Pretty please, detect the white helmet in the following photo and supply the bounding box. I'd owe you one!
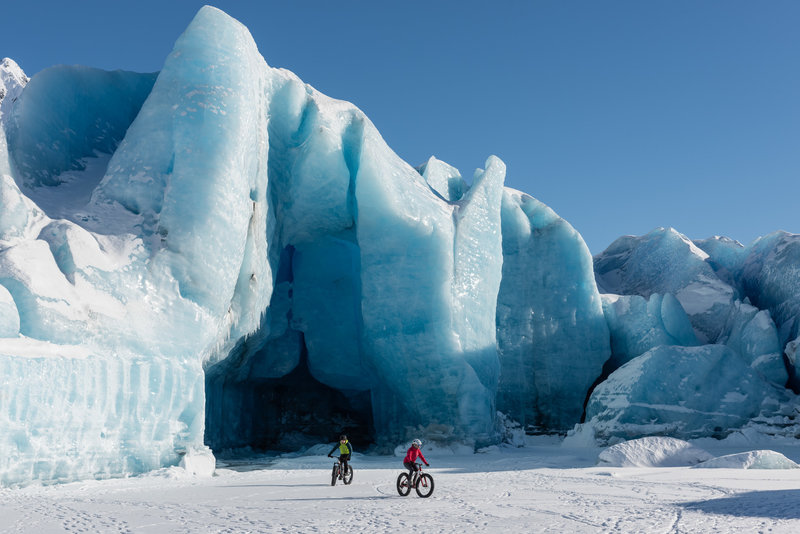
[412,439,422,447]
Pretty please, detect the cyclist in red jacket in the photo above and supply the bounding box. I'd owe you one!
[403,439,429,483]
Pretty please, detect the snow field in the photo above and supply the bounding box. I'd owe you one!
[1,439,799,533]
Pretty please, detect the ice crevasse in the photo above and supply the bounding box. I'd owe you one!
[1,6,798,486]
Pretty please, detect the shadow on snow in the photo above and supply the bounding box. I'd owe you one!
[681,489,800,520]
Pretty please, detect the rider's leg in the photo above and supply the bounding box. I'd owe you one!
[404,461,415,482]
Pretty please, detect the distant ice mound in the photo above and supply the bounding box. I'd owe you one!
[597,437,713,467]
[694,450,800,470]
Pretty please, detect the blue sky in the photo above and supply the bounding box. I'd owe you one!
[3,0,798,253]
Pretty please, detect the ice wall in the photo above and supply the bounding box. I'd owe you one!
[205,50,506,448]
[0,7,277,485]
[357,149,505,445]
[1,5,799,486]
[496,189,610,430]
[90,8,274,352]
[0,347,204,486]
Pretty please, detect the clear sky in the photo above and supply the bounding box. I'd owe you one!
[2,0,799,253]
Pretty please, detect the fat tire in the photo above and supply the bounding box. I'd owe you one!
[396,472,411,496]
[343,464,354,485]
[415,473,434,498]
[331,464,338,486]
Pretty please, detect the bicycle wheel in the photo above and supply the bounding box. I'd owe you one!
[331,464,339,486]
[342,464,353,485]
[415,473,434,498]
[396,472,411,496]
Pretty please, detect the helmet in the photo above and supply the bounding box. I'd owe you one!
[412,439,422,447]
[340,434,347,441]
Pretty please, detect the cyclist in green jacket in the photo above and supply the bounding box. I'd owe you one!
[327,434,353,475]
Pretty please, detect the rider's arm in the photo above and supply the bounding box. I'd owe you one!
[346,442,353,455]
[328,444,337,457]
[419,450,429,466]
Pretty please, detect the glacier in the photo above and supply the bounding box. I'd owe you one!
[600,292,699,373]
[0,6,799,486]
[583,344,783,441]
[595,227,737,343]
[496,190,609,431]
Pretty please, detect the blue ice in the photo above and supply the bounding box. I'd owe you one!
[1,5,798,488]
[496,189,610,430]
[584,344,780,442]
[595,227,736,343]
[601,292,699,371]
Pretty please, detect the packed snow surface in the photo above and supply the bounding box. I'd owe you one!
[1,438,800,533]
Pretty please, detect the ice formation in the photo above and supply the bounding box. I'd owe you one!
[716,300,787,385]
[496,190,609,431]
[583,344,783,442]
[740,233,800,385]
[1,7,799,486]
[693,235,748,292]
[601,292,698,372]
[0,284,19,336]
[597,437,713,467]
[595,227,737,343]
[694,450,800,469]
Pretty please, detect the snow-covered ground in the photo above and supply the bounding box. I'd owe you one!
[1,436,799,533]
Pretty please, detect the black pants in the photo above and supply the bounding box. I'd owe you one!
[339,453,351,474]
[404,461,419,480]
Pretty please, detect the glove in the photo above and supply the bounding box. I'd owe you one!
[328,454,333,458]
[425,463,430,467]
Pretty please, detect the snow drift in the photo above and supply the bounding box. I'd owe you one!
[597,437,713,468]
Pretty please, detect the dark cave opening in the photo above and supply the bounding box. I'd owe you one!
[204,333,375,455]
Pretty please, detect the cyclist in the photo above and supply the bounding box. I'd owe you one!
[403,439,429,484]
[327,434,353,477]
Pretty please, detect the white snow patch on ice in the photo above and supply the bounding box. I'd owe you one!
[722,392,747,404]
[675,277,733,315]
